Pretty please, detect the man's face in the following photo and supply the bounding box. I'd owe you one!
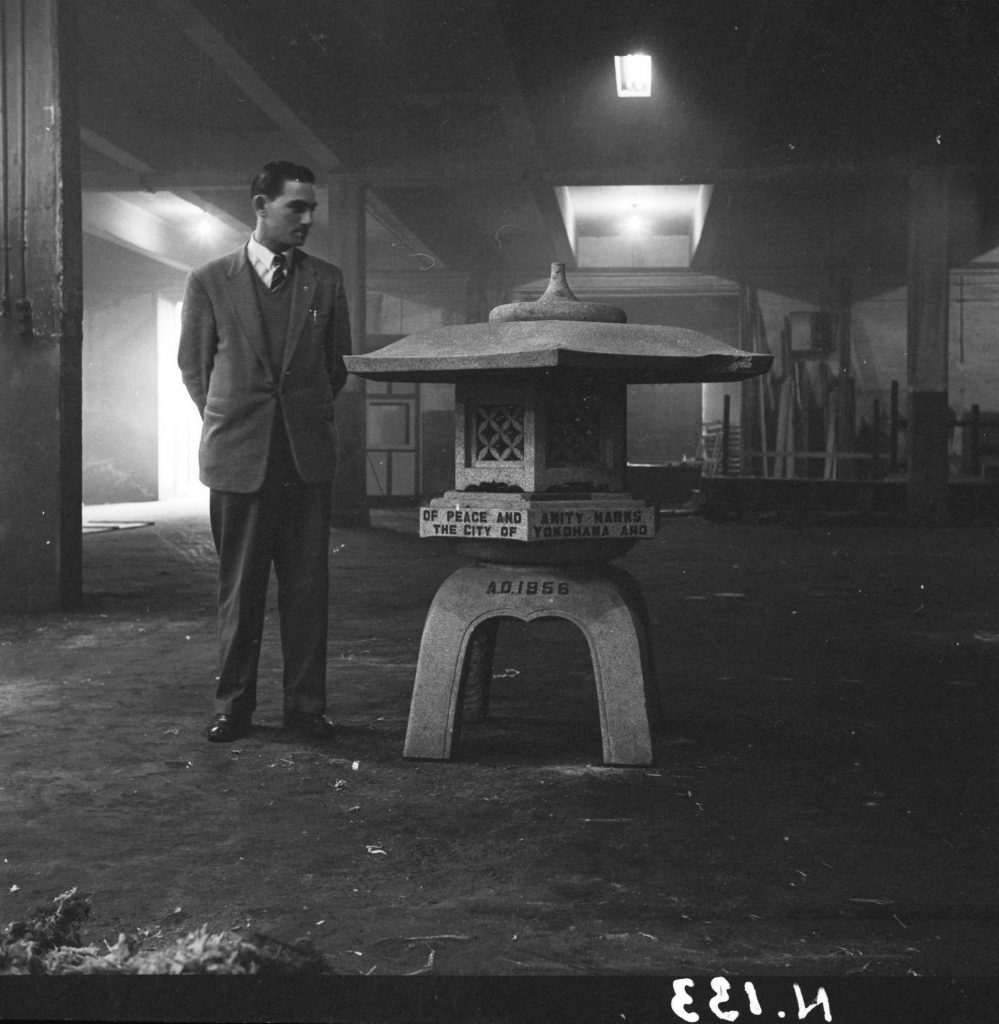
[253,179,317,251]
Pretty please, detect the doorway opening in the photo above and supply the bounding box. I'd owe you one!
[156,294,205,501]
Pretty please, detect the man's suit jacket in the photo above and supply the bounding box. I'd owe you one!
[178,245,351,492]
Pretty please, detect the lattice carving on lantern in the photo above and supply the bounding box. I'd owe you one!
[547,391,601,465]
[474,404,525,463]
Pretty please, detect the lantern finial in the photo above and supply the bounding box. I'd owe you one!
[489,263,627,325]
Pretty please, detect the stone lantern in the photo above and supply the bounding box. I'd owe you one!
[345,264,771,766]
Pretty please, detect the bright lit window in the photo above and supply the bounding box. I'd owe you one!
[615,54,651,97]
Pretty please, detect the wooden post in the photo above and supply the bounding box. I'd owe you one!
[970,404,981,478]
[326,174,369,527]
[889,379,900,474]
[721,393,731,476]
[906,168,951,521]
[738,283,760,477]
[834,278,855,479]
[0,0,82,611]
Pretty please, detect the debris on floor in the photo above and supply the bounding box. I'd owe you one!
[1,889,326,975]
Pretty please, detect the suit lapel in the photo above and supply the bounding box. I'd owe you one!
[224,247,271,375]
[282,255,317,373]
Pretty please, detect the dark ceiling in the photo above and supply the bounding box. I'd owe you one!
[76,0,999,284]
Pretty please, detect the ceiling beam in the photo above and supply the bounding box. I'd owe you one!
[155,0,342,172]
[388,92,504,111]
[366,189,448,271]
[478,1,573,265]
[154,0,443,268]
[170,190,254,239]
[80,126,157,178]
[77,131,442,271]
[336,159,920,189]
[81,192,228,272]
[80,127,255,242]
[478,2,546,176]
[531,185,576,267]
[118,157,938,200]
[717,0,814,157]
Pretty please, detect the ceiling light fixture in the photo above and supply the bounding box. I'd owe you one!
[615,53,651,98]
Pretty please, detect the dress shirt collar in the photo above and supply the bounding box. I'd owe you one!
[247,236,295,285]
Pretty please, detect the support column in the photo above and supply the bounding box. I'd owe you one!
[326,174,369,527]
[738,283,758,477]
[833,276,856,479]
[906,167,951,521]
[0,0,82,611]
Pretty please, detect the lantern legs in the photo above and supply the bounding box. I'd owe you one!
[403,562,658,766]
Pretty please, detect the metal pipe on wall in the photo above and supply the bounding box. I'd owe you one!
[17,0,27,306]
[0,0,33,335]
[0,1,10,315]
[14,0,31,334]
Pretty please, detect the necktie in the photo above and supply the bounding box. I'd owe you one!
[270,253,287,290]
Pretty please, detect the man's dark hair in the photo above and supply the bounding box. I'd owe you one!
[251,161,316,200]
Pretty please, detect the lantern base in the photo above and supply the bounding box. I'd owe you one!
[403,561,660,766]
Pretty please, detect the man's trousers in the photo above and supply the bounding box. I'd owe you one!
[209,442,332,720]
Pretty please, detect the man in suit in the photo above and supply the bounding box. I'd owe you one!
[179,160,351,743]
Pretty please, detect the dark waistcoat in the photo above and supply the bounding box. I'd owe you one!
[251,265,294,374]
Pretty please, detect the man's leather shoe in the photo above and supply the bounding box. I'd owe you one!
[283,710,336,739]
[206,713,252,743]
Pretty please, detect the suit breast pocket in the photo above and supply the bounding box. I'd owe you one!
[309,307,331,333]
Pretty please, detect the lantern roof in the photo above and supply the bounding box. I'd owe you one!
[344,264,773,384]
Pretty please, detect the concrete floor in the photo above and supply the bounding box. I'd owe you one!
[1,495,998,1018]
